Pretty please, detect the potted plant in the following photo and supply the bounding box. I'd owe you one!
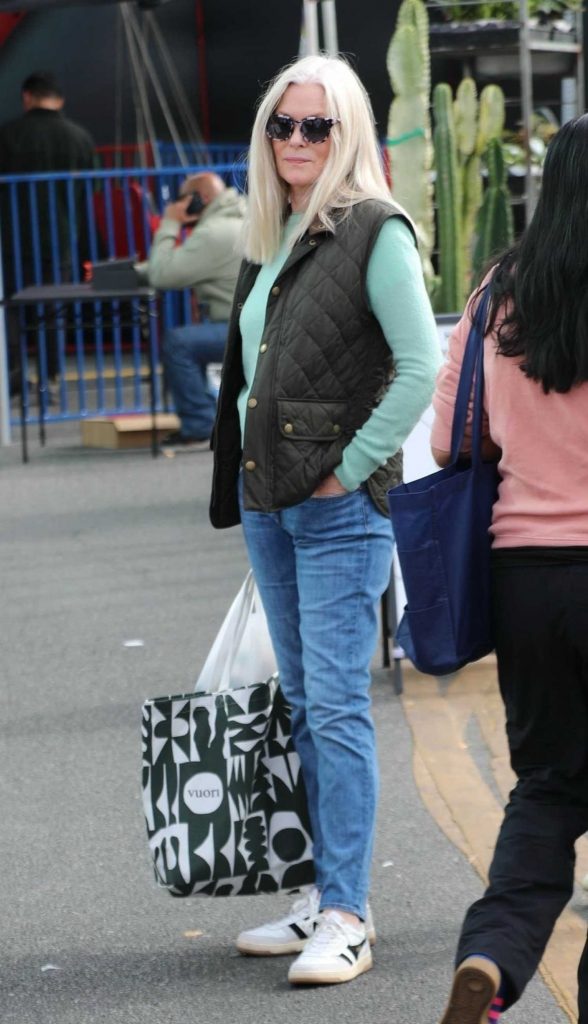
[429,0,582,69]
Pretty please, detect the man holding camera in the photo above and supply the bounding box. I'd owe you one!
[147,172,246,451]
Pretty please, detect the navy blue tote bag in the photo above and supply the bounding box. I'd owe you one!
[387,286,499,676]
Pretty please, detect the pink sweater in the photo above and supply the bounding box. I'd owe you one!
[431,298,588,548]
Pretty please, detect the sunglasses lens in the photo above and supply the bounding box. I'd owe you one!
[266,115,293,141]
[301,118,333,143]
[266,115,337,143]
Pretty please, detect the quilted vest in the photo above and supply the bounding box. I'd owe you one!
[210,198,415,529]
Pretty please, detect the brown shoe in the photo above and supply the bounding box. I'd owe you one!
[440,956,501,1024]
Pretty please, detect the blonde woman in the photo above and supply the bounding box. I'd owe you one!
[210,54,441,986]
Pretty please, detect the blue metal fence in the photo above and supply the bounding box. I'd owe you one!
[158,141,248,174]
[0,160,247,430]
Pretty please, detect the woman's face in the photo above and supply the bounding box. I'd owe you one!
[270,82,333,209]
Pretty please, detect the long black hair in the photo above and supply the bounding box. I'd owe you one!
[485,113,588,394]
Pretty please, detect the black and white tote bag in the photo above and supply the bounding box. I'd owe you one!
[141,573,315,896]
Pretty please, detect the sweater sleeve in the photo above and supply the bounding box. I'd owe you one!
[430,291,492,455]
[430,305,472,455]
[333,217,443,492]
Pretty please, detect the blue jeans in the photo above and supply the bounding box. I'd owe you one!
[161,322,227,439]
[239,481,394,918]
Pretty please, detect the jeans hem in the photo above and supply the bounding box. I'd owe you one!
[320,900,366,920]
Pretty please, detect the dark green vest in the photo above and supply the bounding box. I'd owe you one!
[210,199,415,529]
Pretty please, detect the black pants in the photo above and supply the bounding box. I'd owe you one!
[456,558,588,1017]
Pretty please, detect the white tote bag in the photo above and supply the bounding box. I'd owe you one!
[194,570,277,693]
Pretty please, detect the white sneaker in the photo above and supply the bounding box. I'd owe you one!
[236,888,376,956]
[288,910,373,985]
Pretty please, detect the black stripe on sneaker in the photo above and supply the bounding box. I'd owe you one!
[339,941,365,963]
[290,924,309,940]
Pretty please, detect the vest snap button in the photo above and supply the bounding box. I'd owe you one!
[237,302,244,309]
[247,397,258,409]
[259,343,268,353]
[309,239,317,246]
[332,424,341,434]
[244,460,256,471]
[284,423,294,434]
[271,285,280,296]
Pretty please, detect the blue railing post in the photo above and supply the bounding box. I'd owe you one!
[0,215,11,447]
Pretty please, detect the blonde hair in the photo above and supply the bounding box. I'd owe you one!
[244,54,394,264]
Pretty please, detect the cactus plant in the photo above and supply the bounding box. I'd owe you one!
[476,84,506,156]
[433,82,464,313]
[455,80,506,295]
[387,0,510,311]
[455,78,481,294]
[455,77,478,160]
[433,79,507,311]
[386,0,435,290]
[473,137,514,277]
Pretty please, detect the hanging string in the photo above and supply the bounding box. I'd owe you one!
[126,6,189,168]
[145,12,209,159]
[121,4,161,168]
[114,12,123,169]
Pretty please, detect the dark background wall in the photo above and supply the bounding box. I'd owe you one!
[201,0,402,141]
[0,0,402,146]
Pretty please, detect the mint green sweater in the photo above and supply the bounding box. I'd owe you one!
[238,214,442,493]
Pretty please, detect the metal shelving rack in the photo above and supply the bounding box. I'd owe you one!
[428,0,585,223]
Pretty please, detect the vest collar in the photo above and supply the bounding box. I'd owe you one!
[240,224,330,298]
[274,229,328,284]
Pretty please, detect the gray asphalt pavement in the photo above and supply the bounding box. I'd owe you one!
[0,427,571,1023]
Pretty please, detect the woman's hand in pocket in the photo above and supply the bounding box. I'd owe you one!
[312,473,349,498]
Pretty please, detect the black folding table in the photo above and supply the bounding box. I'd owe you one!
[5,283,159,463]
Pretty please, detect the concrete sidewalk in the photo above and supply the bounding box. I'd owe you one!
[0,432,572,1024]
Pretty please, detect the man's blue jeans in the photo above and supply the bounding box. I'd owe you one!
[239,481,394,918]
[161,322,227,439]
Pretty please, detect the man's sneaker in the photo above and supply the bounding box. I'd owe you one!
[439,956,501,1024]
[160,430,210,455]
[236,888,376,956]
[287,911,373,985]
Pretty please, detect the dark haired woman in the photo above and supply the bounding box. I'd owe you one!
[431,113,588,1023]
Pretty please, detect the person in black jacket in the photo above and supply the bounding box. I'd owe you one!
[0,71,95,390]
[0,71,95,180]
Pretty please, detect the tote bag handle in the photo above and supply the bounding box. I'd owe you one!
[450,285,492,467]
[194,571,277,694]
[194,572,256,694]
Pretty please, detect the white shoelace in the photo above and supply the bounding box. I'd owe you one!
[307,913,357,950]
[288,886,320,918]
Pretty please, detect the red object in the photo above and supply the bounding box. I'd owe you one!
[0,13,25,47]
[95,142,155,170]
[382,144,392,190]
[93,182,152,261]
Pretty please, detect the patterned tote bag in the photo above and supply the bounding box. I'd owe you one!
[141,574,315,896]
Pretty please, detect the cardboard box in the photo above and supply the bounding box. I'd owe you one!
[81,413,180,450]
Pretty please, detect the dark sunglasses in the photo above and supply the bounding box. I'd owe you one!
[265,113,340,145]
